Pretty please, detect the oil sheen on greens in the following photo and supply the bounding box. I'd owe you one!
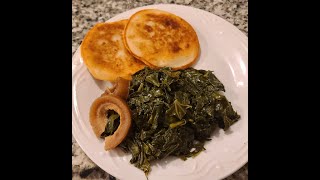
[109,67,240,174]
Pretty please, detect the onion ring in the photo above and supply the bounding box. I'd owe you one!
[101,77,130,100]
[89,94,132,150]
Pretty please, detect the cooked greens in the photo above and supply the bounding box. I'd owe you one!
[104,67,240,174]
[100,110,120,138]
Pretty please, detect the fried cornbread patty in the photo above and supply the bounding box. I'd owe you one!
[81,20,145,81]
[124,9,200,70]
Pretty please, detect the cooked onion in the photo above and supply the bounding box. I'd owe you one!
[89,94,132,150]
[101,77,130,100]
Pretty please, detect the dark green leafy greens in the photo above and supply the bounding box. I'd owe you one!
[100,110,120,138]
[103,67,240,175]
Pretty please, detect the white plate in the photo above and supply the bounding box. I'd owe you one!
[72,4,247,180]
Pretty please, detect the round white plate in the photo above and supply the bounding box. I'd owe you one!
[72,4,247,180]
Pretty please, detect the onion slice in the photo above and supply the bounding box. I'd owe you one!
[101,77,130,100]
[89,94,132,150]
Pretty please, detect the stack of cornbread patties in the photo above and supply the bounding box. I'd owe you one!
[81,9,200,81]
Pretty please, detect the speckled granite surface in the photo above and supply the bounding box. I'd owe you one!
[72,0,248,179]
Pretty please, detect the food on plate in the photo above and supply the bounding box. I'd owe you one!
[89,94,132,150]
[81,19,145,81]
[101,77,130,100]
[109,67,239,174]
[123,9,200,70]
[83,9,240,176]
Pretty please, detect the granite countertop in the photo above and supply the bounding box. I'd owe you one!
[72,0,248,179]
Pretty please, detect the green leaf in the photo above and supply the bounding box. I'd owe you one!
[169,120,186,128]
[100,110,120,138]
[146,73,160,87]
[166,99,192,120]
[161,69,181,78]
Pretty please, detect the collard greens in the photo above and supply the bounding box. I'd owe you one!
[106,67,240,174]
